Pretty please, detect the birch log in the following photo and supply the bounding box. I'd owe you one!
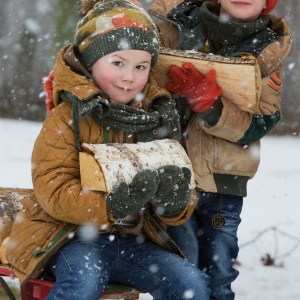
[0,188,32,262]
[152,47,262,113]
[0,188,31,220]
[79,139,195,193]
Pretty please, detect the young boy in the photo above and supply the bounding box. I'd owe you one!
[149,0,292,299]
[5,0,211,299]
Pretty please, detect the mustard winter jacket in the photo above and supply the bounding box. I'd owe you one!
[149,0,292,196]
[6,44,197,285]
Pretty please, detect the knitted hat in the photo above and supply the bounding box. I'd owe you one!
[212,0,278,16]
[75,0,159,69]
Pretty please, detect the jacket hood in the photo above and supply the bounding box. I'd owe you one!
[257,15,292,75]
[52,44,99,107]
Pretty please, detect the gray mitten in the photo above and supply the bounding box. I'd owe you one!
[150,165,192,216]
[78,93,111,120]
[107,170,159,219]
[137,98,181,142]
[152,99,181,140]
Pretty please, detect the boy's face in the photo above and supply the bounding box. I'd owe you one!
[219,0,267,22]
[91,50,151,105]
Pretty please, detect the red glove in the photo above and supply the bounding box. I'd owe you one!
[44,70,55,112]
[166,62,222,113]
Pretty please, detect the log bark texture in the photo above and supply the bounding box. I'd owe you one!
[0,188,33,248]
[153,47,262,113]
[0,188,32,221]
[80,139,195,193]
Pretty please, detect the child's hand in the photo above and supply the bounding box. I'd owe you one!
[107,170,159,219]
[150,165,192,216]
[166,63,222,113]
[166,62,205,97]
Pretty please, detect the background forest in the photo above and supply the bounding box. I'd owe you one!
[0,0,299,134]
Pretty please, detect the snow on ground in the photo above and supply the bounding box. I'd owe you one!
[1,118,300,299]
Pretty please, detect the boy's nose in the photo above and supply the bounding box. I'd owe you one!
[122,69,134,81]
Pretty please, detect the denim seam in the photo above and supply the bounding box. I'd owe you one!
[115,258,183,299]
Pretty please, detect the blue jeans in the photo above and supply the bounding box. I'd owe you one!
[167,192,243,300]
[46,232,210,300]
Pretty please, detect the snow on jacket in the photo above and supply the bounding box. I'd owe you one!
[6,44,197,285]
[149,0,292,196]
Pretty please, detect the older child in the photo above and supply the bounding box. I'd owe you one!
[149,0,292,299]
[6,0,211,299]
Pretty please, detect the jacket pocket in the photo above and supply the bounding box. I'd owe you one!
[213,138,260,176]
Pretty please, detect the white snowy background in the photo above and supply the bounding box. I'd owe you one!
[1,118,300,299]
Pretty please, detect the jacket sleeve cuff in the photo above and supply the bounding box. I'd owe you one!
[197,98,223,126]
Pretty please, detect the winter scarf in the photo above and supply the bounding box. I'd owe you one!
[61,91,181,148]
[201,2,270,56]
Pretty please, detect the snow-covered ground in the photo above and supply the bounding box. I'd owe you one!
[1,118,300,299]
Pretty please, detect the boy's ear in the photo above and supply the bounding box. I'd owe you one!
[79,0,98,17]
[264,1,267,9]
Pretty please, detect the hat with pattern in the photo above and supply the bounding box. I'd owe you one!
[75,0,159,69]
[212,0,278,16]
